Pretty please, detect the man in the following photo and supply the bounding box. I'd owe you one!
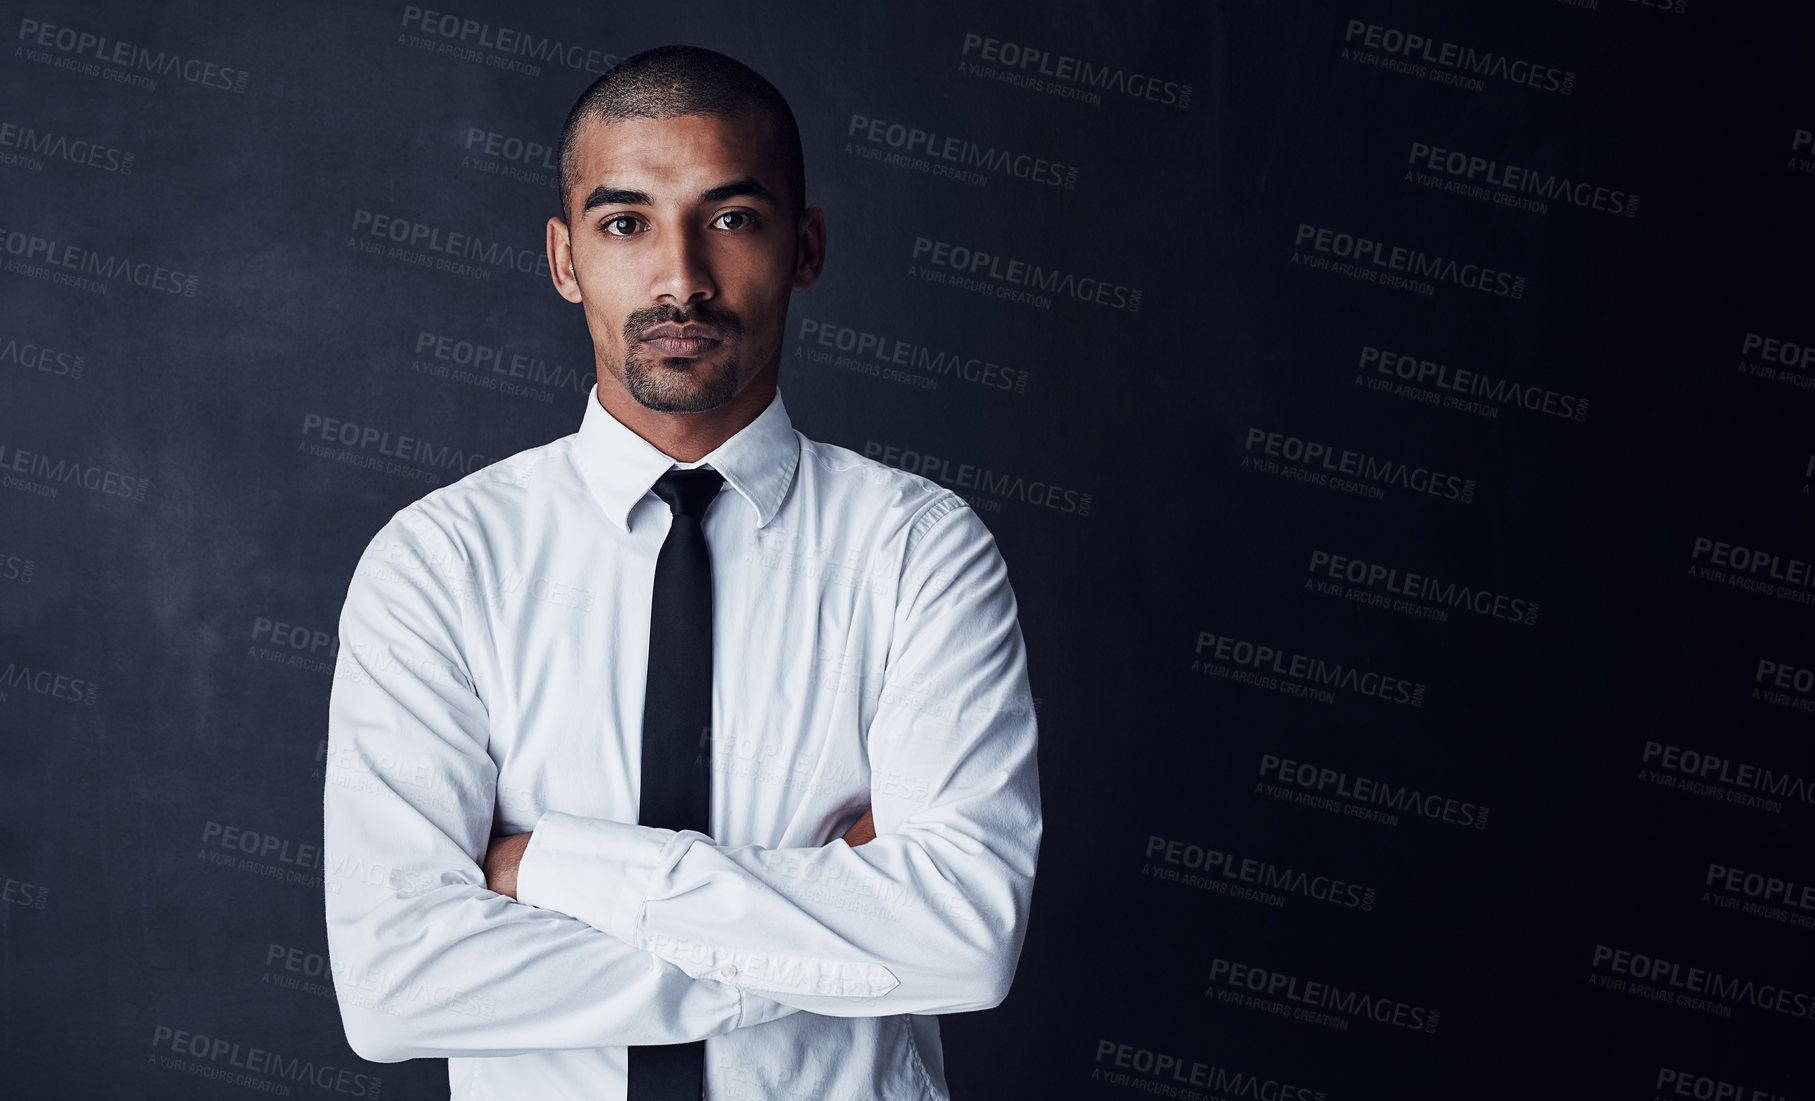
[322,44,1041,1101]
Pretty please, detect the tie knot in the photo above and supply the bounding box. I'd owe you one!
[652,467,725,519]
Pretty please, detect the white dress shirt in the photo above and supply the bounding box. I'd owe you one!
[321,385,1041,1100]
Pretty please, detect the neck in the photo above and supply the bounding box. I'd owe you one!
[594,362,778,463]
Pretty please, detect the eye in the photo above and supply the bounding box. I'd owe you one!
[600,214,644,237]
[711,210,757,231]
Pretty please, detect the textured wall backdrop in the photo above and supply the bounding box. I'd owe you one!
[3,0,1813,1097]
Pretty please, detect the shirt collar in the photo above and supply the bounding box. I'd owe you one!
[573,384,799,534]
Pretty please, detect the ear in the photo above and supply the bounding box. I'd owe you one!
[547,216,584,303]
[790,206,827,292]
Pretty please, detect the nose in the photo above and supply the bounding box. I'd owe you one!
[650,222,716,307]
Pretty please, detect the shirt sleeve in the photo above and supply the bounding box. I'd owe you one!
[514,498,1042,1017]
[322,506,799,1063]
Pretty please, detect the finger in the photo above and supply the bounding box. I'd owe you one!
[843,808,876,846]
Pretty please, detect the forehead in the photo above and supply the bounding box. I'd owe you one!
[569,111,782,199]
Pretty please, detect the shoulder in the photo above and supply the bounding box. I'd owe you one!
[793,434,975,546]
[365,433,575,564]
[792,439,1018,624]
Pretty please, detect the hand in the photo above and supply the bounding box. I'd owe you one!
[483,832,533,899]
[842,808,876,848]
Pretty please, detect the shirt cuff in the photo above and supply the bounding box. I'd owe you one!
[516,811,673,944]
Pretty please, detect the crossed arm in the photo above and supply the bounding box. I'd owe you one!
[479,809,878,899]
[323,502,1040,1062]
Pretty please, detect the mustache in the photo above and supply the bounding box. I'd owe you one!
[623,302,744,343]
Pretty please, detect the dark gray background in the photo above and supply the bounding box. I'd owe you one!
[3,0,1812,1097]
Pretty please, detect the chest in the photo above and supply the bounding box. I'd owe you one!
[469,513,901,845]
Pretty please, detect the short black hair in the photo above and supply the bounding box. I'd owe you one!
[557,45,806,221]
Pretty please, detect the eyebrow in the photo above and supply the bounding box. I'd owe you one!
[700,176,774,203]
[580,176,776,215]
[580,186,650,213]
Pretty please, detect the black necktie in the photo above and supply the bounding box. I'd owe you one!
[627,467,724,1101]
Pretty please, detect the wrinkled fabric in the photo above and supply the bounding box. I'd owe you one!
[323,387,1041,1100]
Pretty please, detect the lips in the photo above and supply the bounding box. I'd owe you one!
[639,323,722,357]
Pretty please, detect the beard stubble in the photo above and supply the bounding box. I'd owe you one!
[615,302,746,413]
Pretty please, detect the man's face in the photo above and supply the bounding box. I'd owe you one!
[548,111,821,414]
